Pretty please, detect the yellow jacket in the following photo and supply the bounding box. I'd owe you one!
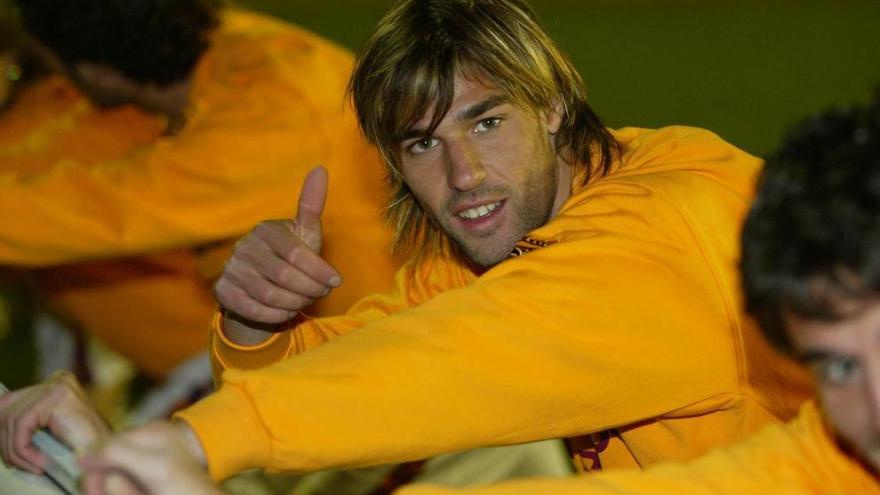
[0,10,397,377]
[177,126,813,480]
[398,401,879,495]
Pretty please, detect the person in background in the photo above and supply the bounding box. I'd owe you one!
[0,0,397,381]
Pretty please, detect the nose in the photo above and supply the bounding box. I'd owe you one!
[444,139,486,191]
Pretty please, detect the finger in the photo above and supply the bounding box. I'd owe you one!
[294,166,329,249]
[239,244,330,298]
[215,279,298,324]
[253,230,340,287]
[12,411,47,472]
[220,259,317,311]
[47,378,106,453]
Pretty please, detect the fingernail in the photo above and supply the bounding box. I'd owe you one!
[328,276,341,287]
[322,287,331,297]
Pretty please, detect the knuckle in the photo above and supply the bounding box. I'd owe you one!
[254,284,278,304]
[253,221,279,237]
[286,244,307,265]
[241,300,264,321]
[253,223,270,236]
[273,265,297,286]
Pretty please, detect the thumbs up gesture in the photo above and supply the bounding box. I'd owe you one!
[214,167,341,327]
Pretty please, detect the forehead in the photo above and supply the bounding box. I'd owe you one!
[411,72,509,128]
[786,297,880,352]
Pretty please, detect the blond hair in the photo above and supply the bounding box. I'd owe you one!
[349,0,620,259]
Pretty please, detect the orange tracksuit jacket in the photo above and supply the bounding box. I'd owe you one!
[399,401,878,495]
[0,10,397,377]
[176,126,814,479]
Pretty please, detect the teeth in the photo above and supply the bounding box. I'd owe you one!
[459,202,501,220]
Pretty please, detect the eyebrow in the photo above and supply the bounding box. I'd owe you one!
[399,94,510,142]
[797,349,839,365]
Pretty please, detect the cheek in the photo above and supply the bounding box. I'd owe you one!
[402,163,445,212]
[821,385,873,444]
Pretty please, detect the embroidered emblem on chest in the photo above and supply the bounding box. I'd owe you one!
[508,236,557,258]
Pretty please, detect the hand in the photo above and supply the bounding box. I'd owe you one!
[214,166,342,327]
[0,371,110,474]
[80,421,220,495]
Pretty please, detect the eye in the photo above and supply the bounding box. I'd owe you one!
[408,137,439,155]
[474,117,502,133]
[818,356,860,386]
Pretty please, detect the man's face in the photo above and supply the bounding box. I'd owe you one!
[787,296,880,472]
[398,74,569,267]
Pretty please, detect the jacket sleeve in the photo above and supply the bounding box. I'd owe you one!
[0,99,357,266]
[176,179,751,480]
[208,256,473,379]
[396,403,871,495]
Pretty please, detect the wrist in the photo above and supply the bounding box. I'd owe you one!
[221,310,281,346]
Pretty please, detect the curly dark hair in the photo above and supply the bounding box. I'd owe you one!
[741,90,880,351]
[14,0,220,86]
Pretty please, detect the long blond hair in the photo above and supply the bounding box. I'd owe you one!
[349,0,620,259]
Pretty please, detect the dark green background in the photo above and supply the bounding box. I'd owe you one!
[240,0,880,155]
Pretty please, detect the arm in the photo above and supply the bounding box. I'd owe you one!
[396,403,869,495]
[0,109,332,267]
[177,182,747,480]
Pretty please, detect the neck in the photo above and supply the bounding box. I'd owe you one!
[550,158,573,218]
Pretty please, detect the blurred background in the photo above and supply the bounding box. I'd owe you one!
[1,0,879,388]
[244,0,880,155]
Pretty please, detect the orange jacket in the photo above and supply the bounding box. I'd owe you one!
[0,10,397,377]
[399,401,879,495]
[176,126,813,479]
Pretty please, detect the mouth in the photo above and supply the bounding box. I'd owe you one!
[456,200,503,220]
[451,199,506,234]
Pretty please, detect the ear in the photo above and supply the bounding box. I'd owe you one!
[545,96,565,135]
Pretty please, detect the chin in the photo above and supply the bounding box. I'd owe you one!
[459,241,517,268]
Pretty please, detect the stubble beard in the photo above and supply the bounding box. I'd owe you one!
[448,162,558,268]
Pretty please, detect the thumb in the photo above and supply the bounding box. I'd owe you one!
[294,166,328,252]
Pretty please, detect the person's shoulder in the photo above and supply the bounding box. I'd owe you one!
[608,125,761,179]
[566,125,762,212]
[214,8,353,62]
[555,126,762,241]
[192,8,355,114]
[726,401,880,492]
